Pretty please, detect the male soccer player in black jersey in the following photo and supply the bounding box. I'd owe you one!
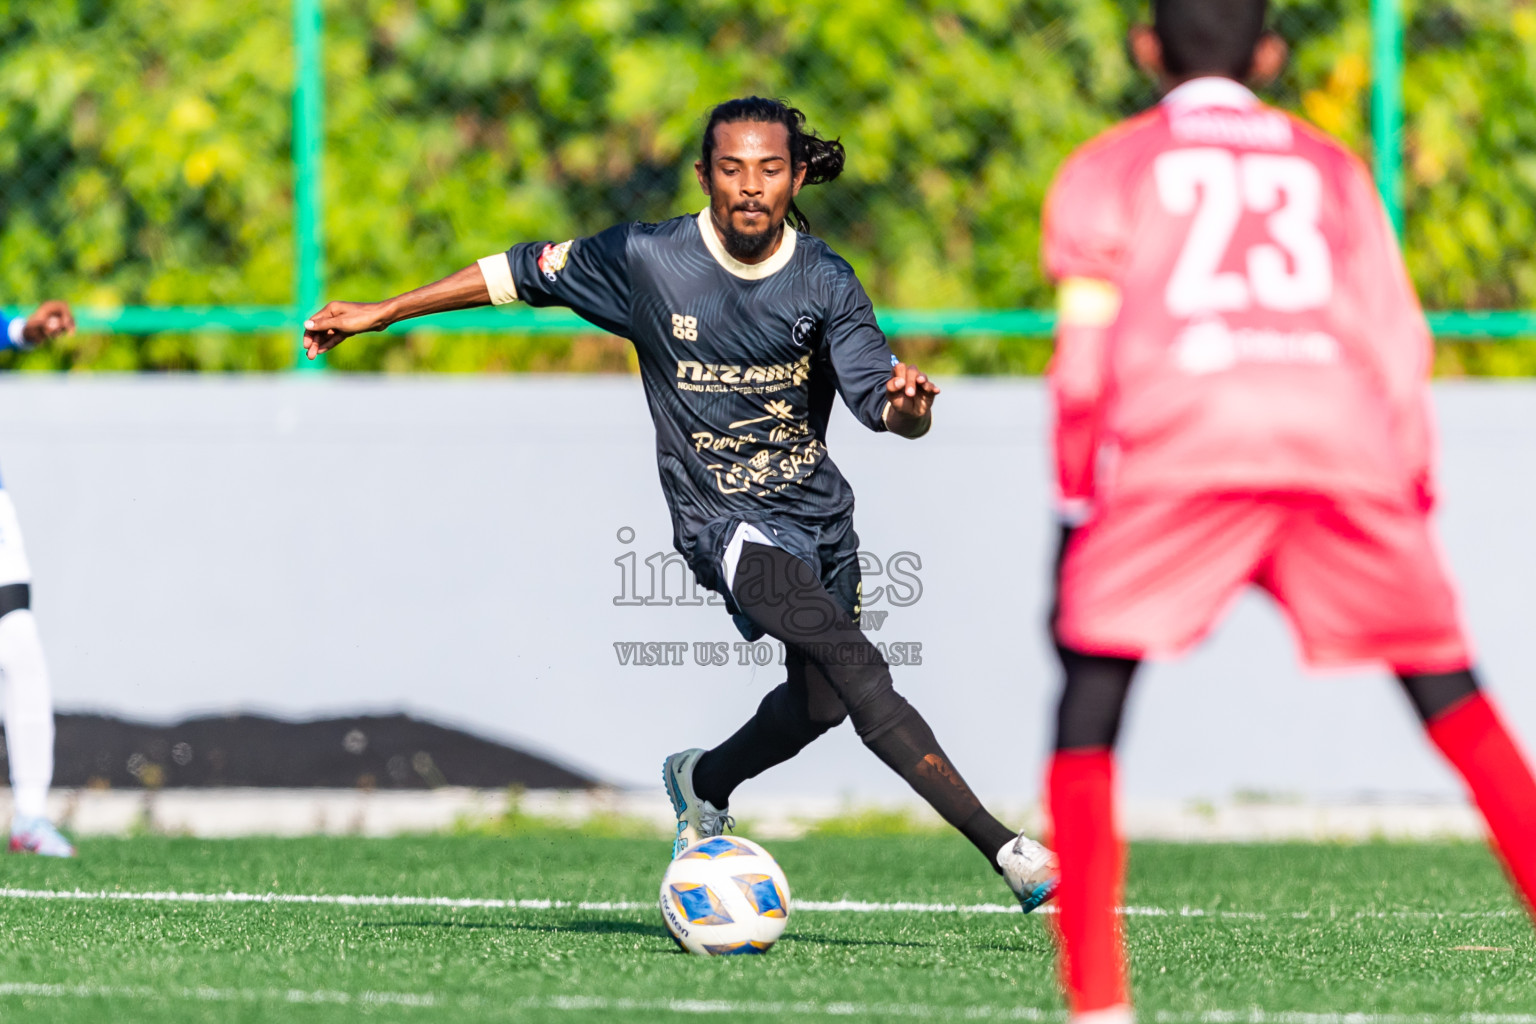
[303,97,1056,911]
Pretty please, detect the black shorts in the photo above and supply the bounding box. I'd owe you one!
[689,514,863,641]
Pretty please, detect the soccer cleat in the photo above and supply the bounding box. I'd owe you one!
[998,832,1058,914]
[9,816,75,858]
[1069,1006,1136,1024]
[662,748,735,858]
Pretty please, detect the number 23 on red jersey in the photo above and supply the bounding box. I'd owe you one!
[1154,148,1334,317]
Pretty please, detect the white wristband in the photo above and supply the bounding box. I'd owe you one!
[1056,497,1093,527]
[7,317,25,348]
[1057,277,1121,328]
[477,254,519,305]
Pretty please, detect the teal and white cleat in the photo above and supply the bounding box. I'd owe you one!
[662,748,735,858]
[998,832,1057,913]
[9,816,75,858]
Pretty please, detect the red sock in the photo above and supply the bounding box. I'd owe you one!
[1426,693,1536,917]
[1048,749,1128,1013]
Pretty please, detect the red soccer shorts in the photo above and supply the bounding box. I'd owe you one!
[1054,492,1472,674]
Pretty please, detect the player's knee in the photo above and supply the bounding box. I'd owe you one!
[818,710,849,733]
[1054,646,1138,751]
[0,606,47,692]
[0,583,30,622]
[791,630,892,716]
[758,685,841,745]
[838,664,909,743]
[804,683,848,730]
[0,605,40,652]
[803,707,847,737]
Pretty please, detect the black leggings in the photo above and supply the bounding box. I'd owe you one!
[692,542,1017,865]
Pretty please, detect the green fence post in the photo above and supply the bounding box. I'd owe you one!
[293,0,325,371]
[1370,0,1405,235]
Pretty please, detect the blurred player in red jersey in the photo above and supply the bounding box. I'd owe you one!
[1039,1,1536,1019]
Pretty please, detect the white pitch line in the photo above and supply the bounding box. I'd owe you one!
[550,1003,1536,1024]
[0,981,437,1007]
[0,886,571,911]
[1158,1017,1516,1024]
[0,886,1040,914]
[6,988,1529,1019]
[798,898,1024,914]
[518,994,1061,1018]
[2,988,1528,1023]
[0,886,1521,922]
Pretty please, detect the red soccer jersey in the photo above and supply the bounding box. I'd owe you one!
[1042,78,1435,518]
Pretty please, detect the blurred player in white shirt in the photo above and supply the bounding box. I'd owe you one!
[0,299,75,857]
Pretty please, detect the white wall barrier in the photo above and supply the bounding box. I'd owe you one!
[0,376,1530,808]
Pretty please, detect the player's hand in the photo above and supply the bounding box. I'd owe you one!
[22,300,74,345]
[885,361,940,419]
[302,301,391,359]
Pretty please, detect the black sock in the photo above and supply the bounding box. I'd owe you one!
[692,673,842,807]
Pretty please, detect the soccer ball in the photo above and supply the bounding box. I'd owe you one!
[658,836,792,956]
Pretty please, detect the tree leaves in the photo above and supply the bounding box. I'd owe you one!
[0,0,1529,371]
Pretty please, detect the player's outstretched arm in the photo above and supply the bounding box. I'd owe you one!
[301,264,490,360]
[16,300,74,346]
[882,362,939,438]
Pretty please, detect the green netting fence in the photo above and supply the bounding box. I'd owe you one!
[1,0,1532,372]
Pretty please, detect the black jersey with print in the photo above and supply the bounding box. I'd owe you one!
[498,211,897,569]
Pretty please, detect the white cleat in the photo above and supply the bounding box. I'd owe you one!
[998,831,1057,913]
[1070,1006,1136,1024]
[662,748,735,858]
[9,816,75,858]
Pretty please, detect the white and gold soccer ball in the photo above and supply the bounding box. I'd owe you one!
[659,836,792,956]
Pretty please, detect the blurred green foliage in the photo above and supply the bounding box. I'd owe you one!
[0,0,294,369]
[0,0,1530,373]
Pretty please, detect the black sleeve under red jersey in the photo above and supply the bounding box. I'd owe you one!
[506,224,633,339]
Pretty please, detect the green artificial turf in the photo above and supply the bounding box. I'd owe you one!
[0,835,1529,1022]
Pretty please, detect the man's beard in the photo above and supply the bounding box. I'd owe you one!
[716,207,781,262]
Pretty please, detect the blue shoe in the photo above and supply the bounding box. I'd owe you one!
[998,833,1057,914]
[10,816,75,858]
[662,749,734,858]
